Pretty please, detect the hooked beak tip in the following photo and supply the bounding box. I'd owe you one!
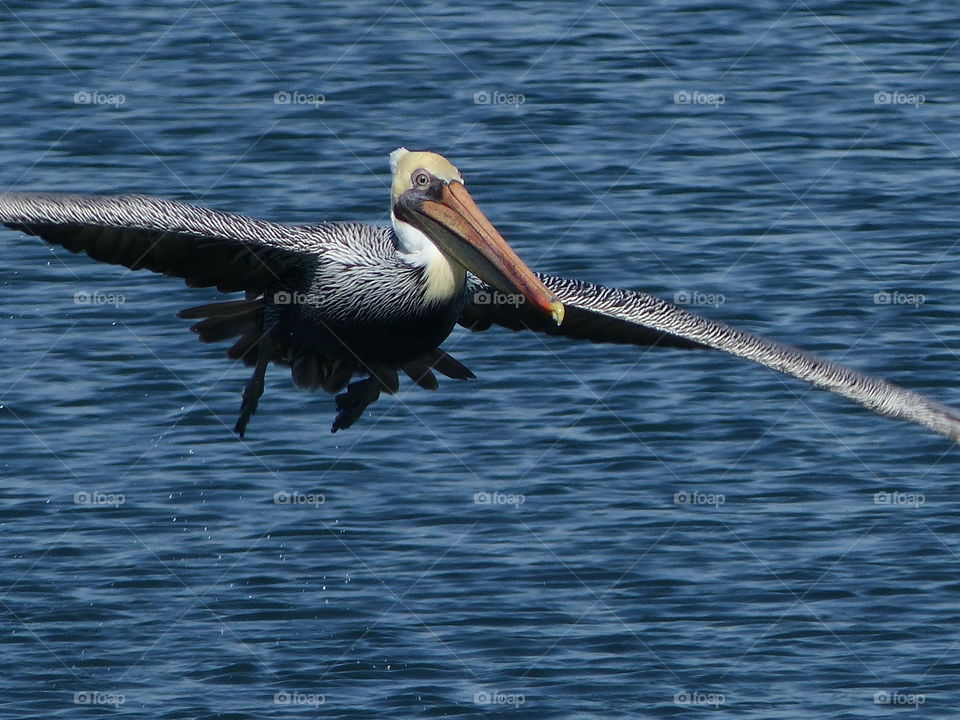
[550,301,565,326]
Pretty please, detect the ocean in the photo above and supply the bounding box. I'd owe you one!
[1,2,958,717]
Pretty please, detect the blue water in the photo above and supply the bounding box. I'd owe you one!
[2,2,960,717]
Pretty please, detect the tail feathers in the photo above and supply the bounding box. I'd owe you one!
[175,300,474,433]
[286,349,465,397]
[428,349,475,380]
[291,349,323,391]
[227,328,262,366]
[177,298,260,319]
[321,361,354,394]
[290,350,351,393]
[375,367,400,395]
[179,299,262,344]
[287,349,356,394]
[401,359,439,391]
[401,349,474,389]
[286,350,400,396]
[189,313,258,343]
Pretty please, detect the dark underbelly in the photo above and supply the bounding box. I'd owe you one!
[267,299,463,367]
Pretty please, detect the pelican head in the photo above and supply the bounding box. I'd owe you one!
[390,148,564,325]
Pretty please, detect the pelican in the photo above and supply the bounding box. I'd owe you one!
[1,148,958,442]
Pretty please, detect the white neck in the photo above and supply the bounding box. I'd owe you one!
[392,211,465,303]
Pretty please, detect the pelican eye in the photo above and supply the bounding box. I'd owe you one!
[413,171,431,188]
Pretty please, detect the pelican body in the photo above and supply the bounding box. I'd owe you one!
[2,148,959,442]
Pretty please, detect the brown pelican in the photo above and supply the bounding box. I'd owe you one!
[1,148,958,442]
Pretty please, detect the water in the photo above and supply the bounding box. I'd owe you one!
[1,2,959,717]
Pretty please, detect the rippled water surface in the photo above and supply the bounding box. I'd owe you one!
[2,2,960,717]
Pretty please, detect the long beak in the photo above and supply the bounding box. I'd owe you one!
[416,181,564,325]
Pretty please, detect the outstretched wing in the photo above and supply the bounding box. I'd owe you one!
[460,274,707,350]
[461,274,960,442]
[0,192,316,293]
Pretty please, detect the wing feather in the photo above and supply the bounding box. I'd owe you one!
[0,192,315,293]
[460,274,706,350]
[462,274,960,441]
